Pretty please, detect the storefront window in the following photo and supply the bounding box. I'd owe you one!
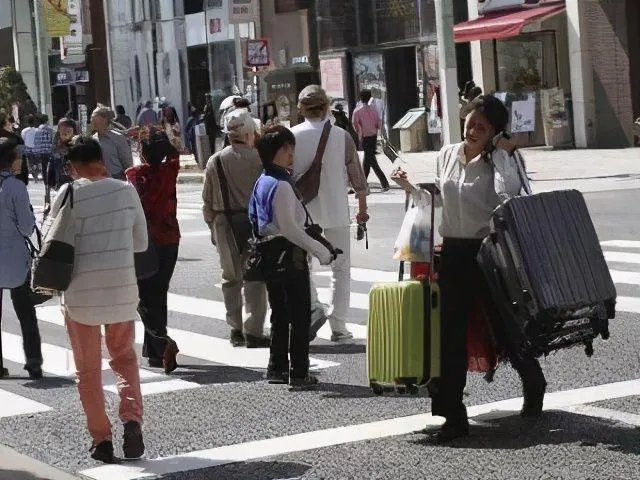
[376,0,420,44]
[496,32,558,92]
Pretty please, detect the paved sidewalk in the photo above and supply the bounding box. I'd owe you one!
[0,445,80,480]
[171,147,640,191]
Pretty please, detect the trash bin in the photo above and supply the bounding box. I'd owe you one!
[195,123,211,169]
[393,108,427,153]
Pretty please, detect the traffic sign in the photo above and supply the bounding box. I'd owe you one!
[247,39,270,67]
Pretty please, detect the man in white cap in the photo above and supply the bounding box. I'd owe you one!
[291,85,369,343]
[202,110,269,348]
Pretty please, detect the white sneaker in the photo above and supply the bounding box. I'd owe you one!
[330,331,354,343]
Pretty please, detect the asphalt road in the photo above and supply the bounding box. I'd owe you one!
[1,183,640,480]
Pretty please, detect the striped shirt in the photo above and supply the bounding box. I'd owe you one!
[352,105,380,139]
[51,178,148,326]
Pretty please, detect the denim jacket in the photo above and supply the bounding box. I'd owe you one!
[0,170,35,288]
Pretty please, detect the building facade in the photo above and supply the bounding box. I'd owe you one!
[457,0,640,148]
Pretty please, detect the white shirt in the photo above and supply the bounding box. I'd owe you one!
[436,143,530,239]
[51,179,148,325]
[261,181,332,265]
[21,127,37,148]
[291,118,351,229]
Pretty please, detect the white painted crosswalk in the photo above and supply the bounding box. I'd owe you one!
[2,240,640,421]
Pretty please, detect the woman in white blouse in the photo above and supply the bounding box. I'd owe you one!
[397,96,547,443]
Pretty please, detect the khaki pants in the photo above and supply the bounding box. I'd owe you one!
[213,216,268,336]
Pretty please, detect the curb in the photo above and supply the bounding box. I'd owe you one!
[177,172,205,184]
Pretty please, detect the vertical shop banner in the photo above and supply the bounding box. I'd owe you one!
[61,0,82,59]
[42,0,71,37]
[229,0,259,23]
[320,58,345,100]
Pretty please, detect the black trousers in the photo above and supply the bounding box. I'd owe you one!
[1,279,43,368]
[266,260,312,379]
[137,244,179,361]
[430,238,546,421]
[362,135,389,189]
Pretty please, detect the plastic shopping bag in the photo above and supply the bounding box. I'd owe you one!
[393,190,432,262]
[467,296,499,376]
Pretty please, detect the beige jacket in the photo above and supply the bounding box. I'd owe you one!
[202,144,263,230]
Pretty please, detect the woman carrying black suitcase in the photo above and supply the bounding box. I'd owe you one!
[396,95,547,443]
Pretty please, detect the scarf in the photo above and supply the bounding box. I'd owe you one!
[248,165,298,236]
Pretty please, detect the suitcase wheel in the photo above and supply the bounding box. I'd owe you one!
[584,341,594,357]
[407,384,419,395]
[371,382,384,396]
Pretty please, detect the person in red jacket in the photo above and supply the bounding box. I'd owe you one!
[125,128,181,373]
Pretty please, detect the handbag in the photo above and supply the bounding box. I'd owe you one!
[216,153,252,254]
[32,182,76,293]
[295,120,332,204]
[23,226,54,305]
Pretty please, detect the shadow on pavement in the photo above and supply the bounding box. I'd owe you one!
[129,460,311,480]
[309,344,366,355]
[23,377,75,390]
[533,173,640,182]
[173,364,264,385]
[0,470,57,480]
[409,410,640,455]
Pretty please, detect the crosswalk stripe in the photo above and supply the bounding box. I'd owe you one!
[79,378,640,480]
[609,270,640,286]
[1,330,200,396]
[604,251,640,264]
[0,389,52,419]
[30,306,340,372]
[617,296,640,314]
[601,240,640,249]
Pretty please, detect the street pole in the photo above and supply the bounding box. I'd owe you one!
[434,0,461,145]
[33,0,53,119]
[102,0,116,108]
[204,0,214,95]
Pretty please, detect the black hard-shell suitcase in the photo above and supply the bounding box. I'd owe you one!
[477,189,616,358]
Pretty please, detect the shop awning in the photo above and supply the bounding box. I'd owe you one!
[454,1,566,43]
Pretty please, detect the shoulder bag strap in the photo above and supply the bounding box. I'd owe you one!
[215,153,234,216]
[512,150,532,196]
[311,120,332,172]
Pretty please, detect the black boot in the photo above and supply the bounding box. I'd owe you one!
[122,421,145,460]
[428,418,470,444]
[516,358,547,418]
[90,440,120,464]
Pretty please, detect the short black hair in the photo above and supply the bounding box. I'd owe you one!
[25,115,35,127]
[116,105,126,115]
[257,125,295,168]
[360,89,372,104]
[141,129,178,165]
[39,114,49,124]
[67,137,103,165]
[0,136,19,170]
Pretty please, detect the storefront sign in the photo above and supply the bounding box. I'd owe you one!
[320,58,345,100]
[229,0,259,23]
[511,95,536,133]
[43,0,71,37]
[247,39,269,67]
